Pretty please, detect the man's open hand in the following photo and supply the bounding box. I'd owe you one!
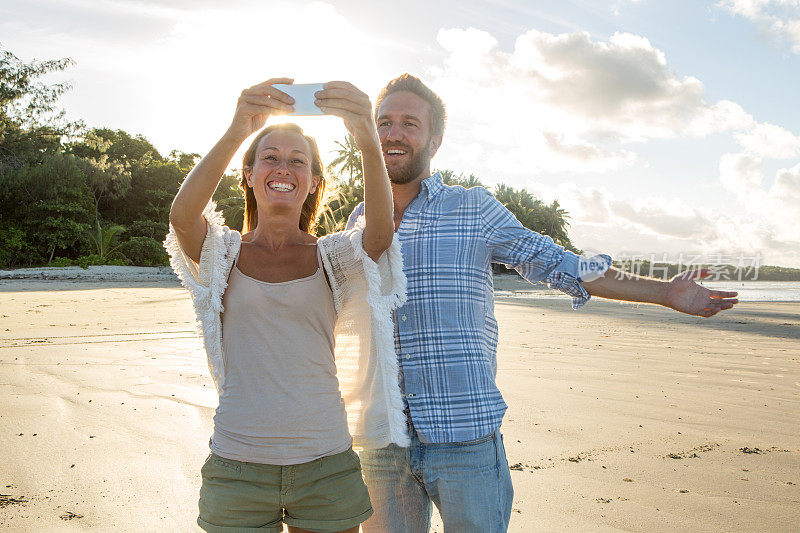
[664,268,739,317]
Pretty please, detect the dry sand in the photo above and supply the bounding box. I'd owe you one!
[0,273,798,532]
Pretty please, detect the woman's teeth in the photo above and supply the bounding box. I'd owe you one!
[268,182,295,192]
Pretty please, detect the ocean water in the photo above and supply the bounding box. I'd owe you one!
[495,281,800,303]
[699,281,800,302]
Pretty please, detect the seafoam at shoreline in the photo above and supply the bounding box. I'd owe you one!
[0,265,180,283]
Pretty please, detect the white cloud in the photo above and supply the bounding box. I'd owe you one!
[772,161,800,203]
[556,186,718,243]
[551,180,800,267]
[718,152,800,239]
[543,132,635,167]
[609,197,715,240]
[558,185,615,224]
[430,27,756,181]
[717,121,800,252]
[758,161,800,230]
[516,31,696,120]
[719,0,800,53]
[719,152,764,198]
[733,122,800,158]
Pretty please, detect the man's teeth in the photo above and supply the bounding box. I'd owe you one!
[387,149,406,155]
[268,182,295,192]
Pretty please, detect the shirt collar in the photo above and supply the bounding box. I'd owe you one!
[420,172,444,200]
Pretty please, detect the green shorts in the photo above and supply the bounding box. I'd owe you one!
[197,448,372,533]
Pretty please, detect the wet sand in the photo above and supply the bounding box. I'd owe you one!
[0,278,798,531]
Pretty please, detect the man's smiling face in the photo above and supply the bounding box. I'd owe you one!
[376,90,440,185]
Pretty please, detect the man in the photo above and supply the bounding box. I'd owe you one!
[345,74,738,532]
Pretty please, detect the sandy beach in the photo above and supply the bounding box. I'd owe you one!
[0,273,798,532]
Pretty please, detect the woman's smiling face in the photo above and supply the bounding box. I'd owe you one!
[246,129,320,213]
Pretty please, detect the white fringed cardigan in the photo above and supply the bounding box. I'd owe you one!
[163,204,410,449]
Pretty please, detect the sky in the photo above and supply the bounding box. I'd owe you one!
[3,0,800,269]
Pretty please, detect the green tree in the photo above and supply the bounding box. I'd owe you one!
[0,226,31,268]
[76,130,196,236]
[67,132,132,221]
[317,134,366,235]
[493,183,578,253]
[0,153,94,265]
[540,199,572,249]
[85,219,125,259]
[1,47,73,126]
[329,133,363,185]
[0,45,202,267]
[214,173,245,232]
[439,169,486,189]
[0,46,81,165]
[65,128,195,264]
[117,236,168,267]
[317,178,364,235]
[0,46,92,266]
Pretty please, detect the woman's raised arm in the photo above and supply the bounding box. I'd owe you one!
[315,82,394,261]
[169,78,295,262]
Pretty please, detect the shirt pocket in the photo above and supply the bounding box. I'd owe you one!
[428,218,486,269]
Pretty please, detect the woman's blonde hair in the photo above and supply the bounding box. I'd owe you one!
[240,123,326,234]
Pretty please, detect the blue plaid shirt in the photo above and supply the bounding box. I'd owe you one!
[346,172,611,443]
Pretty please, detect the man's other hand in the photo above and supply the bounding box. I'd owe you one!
[665,268,739,317]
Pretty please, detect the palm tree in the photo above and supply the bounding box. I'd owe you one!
[329,134,363,185]
[439,169,486,189]
[541,200,572,249]
[86,219,125,258]
[317,177,364,235]
[318,134,367,235]
[494,184,543,216]
[493,183,579,252]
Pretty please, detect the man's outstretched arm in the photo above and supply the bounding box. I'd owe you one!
[583,267,739,318]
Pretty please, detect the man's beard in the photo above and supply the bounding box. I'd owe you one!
[386,143,431,185]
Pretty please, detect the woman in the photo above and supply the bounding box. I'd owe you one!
[165,78,408,533]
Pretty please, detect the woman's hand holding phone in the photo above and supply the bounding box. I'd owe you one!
[225,78,296,142]
[314,82,380,156]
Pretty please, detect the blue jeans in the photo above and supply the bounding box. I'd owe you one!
[359,427,513,532]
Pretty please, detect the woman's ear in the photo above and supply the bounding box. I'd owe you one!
[309,175,321,195]
[244,167,253,188]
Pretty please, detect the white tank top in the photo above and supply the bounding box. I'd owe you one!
[210,247,352,464]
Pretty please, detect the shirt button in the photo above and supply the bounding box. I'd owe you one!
[400,315,407,321]
[405,354,411,359]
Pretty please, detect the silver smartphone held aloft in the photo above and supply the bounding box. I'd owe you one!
[273,83,325,116]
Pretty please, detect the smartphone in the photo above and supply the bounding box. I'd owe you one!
[273,83,325,116]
